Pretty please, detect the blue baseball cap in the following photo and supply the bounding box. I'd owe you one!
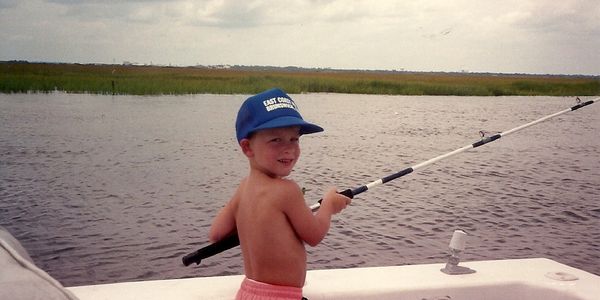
[235,88,324,142]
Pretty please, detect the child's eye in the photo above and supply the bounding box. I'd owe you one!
[270,138,282,143]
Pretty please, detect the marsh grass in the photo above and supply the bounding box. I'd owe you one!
[1,62,598,96]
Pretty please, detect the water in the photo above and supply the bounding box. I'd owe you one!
[1,93,599,287]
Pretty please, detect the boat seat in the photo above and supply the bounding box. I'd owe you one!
[0,226,79,300]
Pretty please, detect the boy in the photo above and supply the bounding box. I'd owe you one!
[209,88,351,300]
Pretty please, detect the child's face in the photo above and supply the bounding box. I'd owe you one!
[246,126,301,178]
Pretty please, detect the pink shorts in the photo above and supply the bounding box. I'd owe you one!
[236,277,304,300]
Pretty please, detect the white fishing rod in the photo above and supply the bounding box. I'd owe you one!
[182,96,597,266]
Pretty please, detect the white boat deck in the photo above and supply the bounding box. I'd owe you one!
[68,258,600,300]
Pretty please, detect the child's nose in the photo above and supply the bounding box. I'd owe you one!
[282,141,297,152]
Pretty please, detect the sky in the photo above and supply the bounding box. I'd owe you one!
[1,0,599,75]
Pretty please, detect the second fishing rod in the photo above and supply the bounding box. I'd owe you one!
[182,97,597,267]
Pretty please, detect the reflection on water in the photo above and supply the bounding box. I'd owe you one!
[1,93,599,286]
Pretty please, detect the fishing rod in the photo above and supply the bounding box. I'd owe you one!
[182,97,597,267]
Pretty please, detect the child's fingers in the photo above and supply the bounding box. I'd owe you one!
[322,187,351,213]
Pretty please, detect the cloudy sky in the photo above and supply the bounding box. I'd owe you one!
[1,0,599,75]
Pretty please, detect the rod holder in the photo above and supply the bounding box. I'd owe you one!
[441,230,476,275]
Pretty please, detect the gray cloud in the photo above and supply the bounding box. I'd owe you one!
[1,0,598,74]
[0,0,18,9]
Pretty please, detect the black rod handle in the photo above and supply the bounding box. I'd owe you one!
[182,234,240,266]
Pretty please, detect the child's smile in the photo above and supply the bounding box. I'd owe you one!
[278,158,294,165]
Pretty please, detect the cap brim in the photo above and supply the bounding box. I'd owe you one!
[251,116,324,136]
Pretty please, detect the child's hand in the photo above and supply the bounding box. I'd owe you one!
[321,187,351,214]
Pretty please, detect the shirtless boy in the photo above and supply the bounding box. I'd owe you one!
[209,88,351,300]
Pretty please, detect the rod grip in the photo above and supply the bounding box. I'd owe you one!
[339,188,354,198]
[182,234,240,266]
[317,188,354,205]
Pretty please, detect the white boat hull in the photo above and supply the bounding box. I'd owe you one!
[68,258,600,300]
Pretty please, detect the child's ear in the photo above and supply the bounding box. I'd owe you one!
[240,139,253,157]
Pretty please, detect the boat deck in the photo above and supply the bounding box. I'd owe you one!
[68,258,600,300]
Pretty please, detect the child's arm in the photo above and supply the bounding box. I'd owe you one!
[282,184,350,246]
[208,185,241,243]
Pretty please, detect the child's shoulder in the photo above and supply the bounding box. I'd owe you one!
[270,177,303,197]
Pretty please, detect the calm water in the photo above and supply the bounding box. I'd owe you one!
[1,93,599,287]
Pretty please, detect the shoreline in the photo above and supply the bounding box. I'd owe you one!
[1,61,599,96]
